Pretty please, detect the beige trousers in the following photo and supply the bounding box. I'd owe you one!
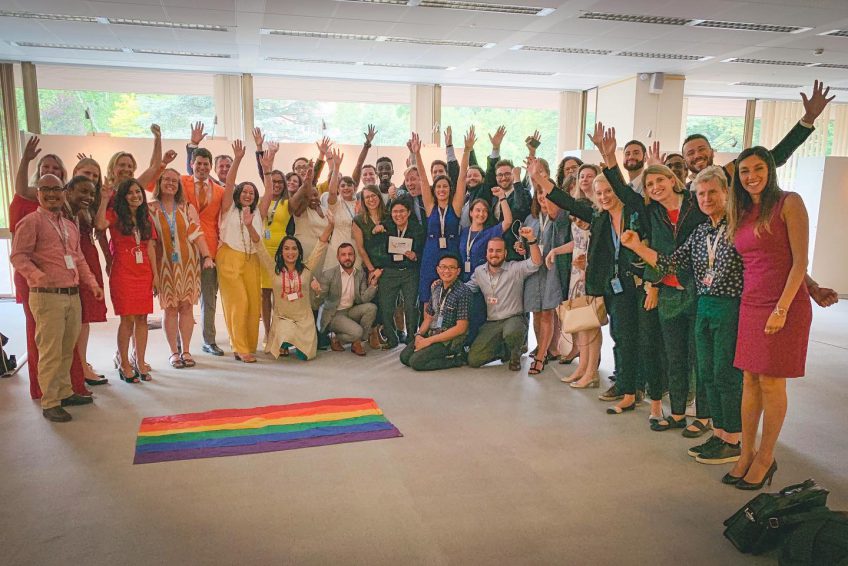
[29,292,81,409]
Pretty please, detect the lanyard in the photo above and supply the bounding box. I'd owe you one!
[396,224,407,239]
[267,197,283,226]
[133,225,141,251]
[238,211,253,253]
[437,206,447,237]
[706,225,725,270]
[486,265,501,292]
[539,214,549,235]
[44,211,69,253]
[435,284,452,317]
[162,204,178,246]
[610,217,622,276]
[465,230,479,262]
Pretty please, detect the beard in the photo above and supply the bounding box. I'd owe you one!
[488,256,506,268]
[624,159,644,172]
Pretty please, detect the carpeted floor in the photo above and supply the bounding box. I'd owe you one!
[1,300,846,565]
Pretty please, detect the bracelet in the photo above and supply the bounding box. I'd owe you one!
[262,170,271,175]
[526,239,538,245]
[364,143,372,149]
[499,198,506,203]
[772,305,788,317]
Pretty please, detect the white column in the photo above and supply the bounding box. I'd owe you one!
[410,84,441,145]
[557,91,583,156]
[213,74,244,140]
[241,73,255,143]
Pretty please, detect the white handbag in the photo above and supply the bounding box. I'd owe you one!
[557,295,608,333]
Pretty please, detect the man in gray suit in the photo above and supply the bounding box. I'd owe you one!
[316,243,379,356]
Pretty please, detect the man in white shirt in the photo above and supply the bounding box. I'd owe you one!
[623,139,646,196]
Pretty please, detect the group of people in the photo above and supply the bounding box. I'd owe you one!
[9,80,840,492]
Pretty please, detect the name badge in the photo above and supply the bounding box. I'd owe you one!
[135,250,144,264]
[702,269,715,287]
[64,254,75,269]
[286,292,299,301]
[264,229,271,240]
[439,237,447,249]
[171,251,180,263]
[464,261,472,273]
[610,276,623,295]
[393,254,404,262]
[434,315,444,328]
[487,297,499,305]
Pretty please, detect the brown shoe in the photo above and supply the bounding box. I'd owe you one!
[351,341,366,356]
[330,335,345,352]
[43,406,72,422]
[368,327,382,350]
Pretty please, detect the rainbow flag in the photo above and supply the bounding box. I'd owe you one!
[133,398,402,464]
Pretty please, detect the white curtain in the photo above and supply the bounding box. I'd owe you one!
[830,103,848,157]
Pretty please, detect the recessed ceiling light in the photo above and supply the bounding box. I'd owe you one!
[0,10,227,31]
[519,45,613,55]
[384,36,493,47]
[261,29,378,40]
[266,57,358,65]
[337,0,553,16]
[475,68,556,76]
[579,11,811,34]
[723,57,810,66]
[363,62,449,69]
[10,41,124,52]
[690,20,810,33]
[730,81,802,88]
[0,10,99,23]
[818,29,848,37]
[106,19,227,31]
[615,51,707,60]
[133,49,231,58]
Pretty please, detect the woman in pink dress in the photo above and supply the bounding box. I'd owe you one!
[724,146,812,490]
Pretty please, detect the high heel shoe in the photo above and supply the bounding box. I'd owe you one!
[119,365,140,384]
[722,472,744,485]
[735,460,778,491]
[570,376,600,389]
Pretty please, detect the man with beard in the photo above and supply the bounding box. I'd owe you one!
[185,121,232,186]
[466,228,541,370]
[682,80,834,188]
[11,175,104,422]
[622,140,647,195]
[315,243,379,356]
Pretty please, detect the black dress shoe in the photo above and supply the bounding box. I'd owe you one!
[61,394,94,407]
[43,406,72,422]
[202,343,224,356]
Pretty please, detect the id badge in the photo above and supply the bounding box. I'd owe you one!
[464,261,472,273]
[610,276,623,295]
[439,237,447,249]
[264,229,271,240]
[171,251,180,263]
[135,250,143,264]
[434,316,444,328]
[487,297,499,305]
[286,292,299,301]
[393,254,404,262]
[64,254,75,269]
[702,269,715,287]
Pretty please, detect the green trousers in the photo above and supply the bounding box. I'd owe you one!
[467,315,527,368]
[695,296,743,433]
[400,335,466,371]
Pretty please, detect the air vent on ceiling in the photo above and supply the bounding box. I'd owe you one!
[133,49,231,58]
[266,57,358,65]
[0,10,100,23]
[475,68,556,76]
[690,20,810,33]
[615,51,708,61]
[261,29,378,41]
[381,36,491,48]
[578,11,811,34]
[816,63,848,69]
[10,41,125,52]
[731,82,803,88]
[579,12,690,26]
[818,29,848,37]
[722,57,811,66]
[827,87,848,91]
[338,0,554,16]
[363,62,450,70]
[517,45,612,55]
[106,19,227,31]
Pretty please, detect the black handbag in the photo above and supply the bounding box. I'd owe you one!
[779,510,848,566]
[723,479,830,555]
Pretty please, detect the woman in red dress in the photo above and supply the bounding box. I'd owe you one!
[70,158,109,385]
[724,146,812,490]
[96,179,159,383]
[10,137,92,399]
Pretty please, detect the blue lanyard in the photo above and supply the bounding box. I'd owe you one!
[163,205,178,245]
[610,219,621,276]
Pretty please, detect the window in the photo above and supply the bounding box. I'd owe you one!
[684,97,748,152]
[254,100,410,146]
[583,88,598,150]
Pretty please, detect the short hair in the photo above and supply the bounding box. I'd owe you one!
[682,134,711,149]
[66,174,93,193]
[214,155,232,166]
[337,242,355,254]
[362,163,377,173]
[468,165,485,177]
[664,152,684,162]
[233,182,259,213]
[693,165,728,191]
[340,175,355,186]
[391,195,413,213]
[403,166,419,178]
[192,148,213,163]
[438,253,462,268]
[624,140,647,154]
[487,237,506,248]
[375,156,393,167]
[431,159,448,173]
[495,159,514,170]
[292,157,309,170]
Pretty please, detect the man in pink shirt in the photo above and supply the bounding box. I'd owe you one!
[11,175,104,422]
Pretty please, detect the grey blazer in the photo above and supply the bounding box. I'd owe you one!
[316,266,378,332]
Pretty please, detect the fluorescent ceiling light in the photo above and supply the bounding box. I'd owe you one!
[133,49,231,58]
[722,57,811,66]
[384,36,493,47]
[615,51,707,61]
[731,81,802,88]
[0,10,99,23]
[690,20,810,33]
[263,29,493,48]
[579,11,811,33]
[106,19,227,31]
[363,62,449,69]
[475,68,556,76]
[10,41,123,52]
[266,57,358,65]
[337,0,553,16]
[518,45,612,55]
[818,29,848,37]
[261,29,378,40]
[0,10,227,30]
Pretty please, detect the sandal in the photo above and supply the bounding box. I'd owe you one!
[528,356,546,375]
[169,353,185,369]
[559,352,579,364]
[180,352,196,367]
[606,402,636,415]
[119,365,140,384]
[682,419,712,438]
[651,415,687,432]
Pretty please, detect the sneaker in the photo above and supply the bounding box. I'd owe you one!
[695,441,741,465]
[599,384,623,402]
[687,435,722,458]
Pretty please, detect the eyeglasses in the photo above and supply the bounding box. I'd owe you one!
[436,265,459,271]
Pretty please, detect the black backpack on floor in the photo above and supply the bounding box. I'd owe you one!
[0,332,17,378]
[723,479,830,555]
[778,509,848,566]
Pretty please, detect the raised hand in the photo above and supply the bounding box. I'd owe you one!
[491,185,505,199]
[620,229,640,249]
[23,136,41,162]
[304,160,315,186]
[409,132,422,154]
[231,139,246,160]
[525,156,543,181]
[801,80,835,123]
[526,129,541,155]
[316,136,333,157]
[463,126,476,150]
[518,226,535,240]
[512,166,522,184]
[150,124,162,138]
[261,141,278,171]
[190,121,206,145]
[76,152,91,161]
[252,127,265,150]
[444,125,453,147]
[364,124,377,145]
[647,140,664,167]
[489,125,506,150]
[163,149,178,165]
[601,125,618,157]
